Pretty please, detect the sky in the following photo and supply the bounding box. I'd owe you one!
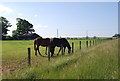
[0,2,118,38]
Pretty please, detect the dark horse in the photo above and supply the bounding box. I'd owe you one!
[50,38,71,57]
[34,37,50,56]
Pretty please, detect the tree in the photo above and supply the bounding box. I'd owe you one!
[12,30,19,39]
[17,33,40,40]
[86,36,89,39]
[113,34,120,38]
[0,16,12,36]
[93,36,96,39]
[15,18,35,35]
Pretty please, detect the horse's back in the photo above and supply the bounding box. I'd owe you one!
[50,38,60,46]
[61,38,68,43]
[51,38,69,47]
[34,37,50,46]
[39,38,50,46]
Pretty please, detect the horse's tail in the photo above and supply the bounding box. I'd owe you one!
[34,39,37,51]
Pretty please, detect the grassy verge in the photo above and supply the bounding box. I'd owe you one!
[3,39,118,79]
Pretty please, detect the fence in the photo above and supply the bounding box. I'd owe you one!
[27,39,102,65]
[28,48,31,66]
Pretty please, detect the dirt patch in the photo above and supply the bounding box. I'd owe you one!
[2,56,48,76]
[2,58,27,76]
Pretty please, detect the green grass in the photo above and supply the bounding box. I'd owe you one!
[2,39,118,79]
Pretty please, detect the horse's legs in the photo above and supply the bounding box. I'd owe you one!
[57,47,62,55]
[35,45,38,56]
[64,47,66,54]
[37,46,42,56]
[45,46,47,55]
[51,47,55,57]
[35,50,37,56]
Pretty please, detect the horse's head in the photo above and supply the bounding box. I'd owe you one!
[68,46,71,54]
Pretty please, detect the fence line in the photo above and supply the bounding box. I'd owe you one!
[90,40,91,47]
[28,48,31,66]
[93,40,95,45]
[26,39,110,65]
[48,45,50,61]
[61,45,64,55]
[86,41,88,48]
[72,42,74,53]
[79,41,82,49]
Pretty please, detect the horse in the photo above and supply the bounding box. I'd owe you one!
[34,37,50,56]
[50,38,71,57]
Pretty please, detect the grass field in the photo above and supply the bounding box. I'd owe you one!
[2,39,118,79]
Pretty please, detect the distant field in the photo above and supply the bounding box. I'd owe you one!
[2,39,118,79]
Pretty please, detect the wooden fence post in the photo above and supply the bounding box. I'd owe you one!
[72,42,74,53]
[61,45,64,55]
[90,40,91,47]
[94,40,96,45]
[79,41,82,49]
[93,40,94,45]
[28,48,31,66]
[48,45,50,61]
[86,41,88,48]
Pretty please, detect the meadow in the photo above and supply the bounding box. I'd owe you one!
[2,38,118,79]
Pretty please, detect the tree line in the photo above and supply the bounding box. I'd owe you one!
[0,16,40,40]
[0,16,119,40]
[112,34,120,38]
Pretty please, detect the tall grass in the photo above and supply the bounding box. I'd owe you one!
[2,39,118,79]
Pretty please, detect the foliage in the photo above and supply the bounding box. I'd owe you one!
[113,34,120,38]
[12,18,35,38]
[17,33,40,40]
[0,16,12,36]
[93,36,96,39]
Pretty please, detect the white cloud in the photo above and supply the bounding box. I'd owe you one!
[0,4,13,15]
[34,24,48,28]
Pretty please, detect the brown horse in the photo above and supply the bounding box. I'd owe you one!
[34,37,50,56]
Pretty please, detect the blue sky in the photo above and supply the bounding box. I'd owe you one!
[0,2,118,37]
